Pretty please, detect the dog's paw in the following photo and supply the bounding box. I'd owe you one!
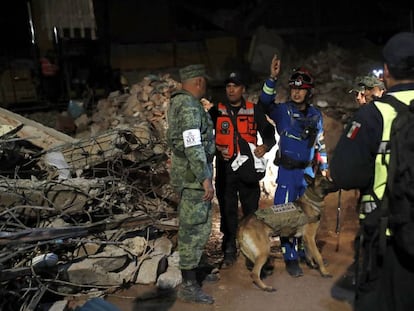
[264,286,277,292]
[253,281,277,292]
[321,272,333,278]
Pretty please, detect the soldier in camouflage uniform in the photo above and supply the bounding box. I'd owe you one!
[167,64,216,304]
[349,75,385,106]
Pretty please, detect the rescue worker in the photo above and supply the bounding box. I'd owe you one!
[208,71,276,268]
[330,32,414,311]
[333,73,386,296]
[40,50,61,102]
[349,75,385,106]
[259,56,328,277]
[167,64,215,304]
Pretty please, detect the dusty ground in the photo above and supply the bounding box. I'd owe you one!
[104,188,360,311]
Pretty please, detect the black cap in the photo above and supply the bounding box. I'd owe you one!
[224,71,246,86]
[383,32,414,69]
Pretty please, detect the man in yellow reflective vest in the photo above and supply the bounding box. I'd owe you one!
[330,32,414,311]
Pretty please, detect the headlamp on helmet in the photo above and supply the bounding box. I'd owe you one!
[288,68,314,89]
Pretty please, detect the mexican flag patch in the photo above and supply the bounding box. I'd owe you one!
[346,121,361,140]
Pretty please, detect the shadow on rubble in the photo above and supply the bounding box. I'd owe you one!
[132,287,176,311]
[129,264,217,311]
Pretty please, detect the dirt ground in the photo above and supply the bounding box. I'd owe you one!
[104,188,360,311]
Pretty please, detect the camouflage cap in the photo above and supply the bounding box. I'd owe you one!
[348,75,385,93]
[179,64,210,82]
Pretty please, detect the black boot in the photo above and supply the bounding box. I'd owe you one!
[221,240,237,269]
[285,260,304,277]
[262,257,275,276]
[281,237,303,277]
[196,265,220,283]
[178,269,214,304]
[331,261,356,302]
[335,261,356,290]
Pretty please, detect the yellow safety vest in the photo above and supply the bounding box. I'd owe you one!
[360,91,414,222]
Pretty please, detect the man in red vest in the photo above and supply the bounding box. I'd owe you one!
[208,71,276,268]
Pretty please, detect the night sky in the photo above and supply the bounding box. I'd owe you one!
[1,1,412,61]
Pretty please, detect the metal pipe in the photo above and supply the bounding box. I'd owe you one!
[26,0,36,45]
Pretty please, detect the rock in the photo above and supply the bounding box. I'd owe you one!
[156,266,182,289]
[89,246,130,272]
[123,236,147,256]
[67,259,121,285]
[48,300,68,311]
[152,236,173,256]
[136,254,168,285]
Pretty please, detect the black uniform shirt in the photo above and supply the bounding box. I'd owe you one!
[330,83,414,193]
[330,103,382,192]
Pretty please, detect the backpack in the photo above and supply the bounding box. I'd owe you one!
[379,95,414,257]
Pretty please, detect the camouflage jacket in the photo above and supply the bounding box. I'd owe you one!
[167,90,215,191]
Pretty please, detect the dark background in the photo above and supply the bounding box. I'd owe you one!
[0,0,412,106]
[2,0,412,60]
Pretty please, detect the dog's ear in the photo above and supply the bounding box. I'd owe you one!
[304,173,314,186]
[321,178,339,194]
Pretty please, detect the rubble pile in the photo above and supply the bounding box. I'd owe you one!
[0,74,182,310]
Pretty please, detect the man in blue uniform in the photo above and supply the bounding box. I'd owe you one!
[259,57,328,277]
[330,32,414,311]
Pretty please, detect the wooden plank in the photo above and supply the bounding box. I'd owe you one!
[0,107,75,149]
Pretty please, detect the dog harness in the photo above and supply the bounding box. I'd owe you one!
[254,202,309,237]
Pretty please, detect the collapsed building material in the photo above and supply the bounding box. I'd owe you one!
[40,125,165,179]
[0,107,75,149]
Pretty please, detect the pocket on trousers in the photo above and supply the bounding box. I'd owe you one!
[179,189,209,226]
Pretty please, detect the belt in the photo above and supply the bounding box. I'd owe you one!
[173,150,214,164]
[360,201,377,214]
[276,154,310,170]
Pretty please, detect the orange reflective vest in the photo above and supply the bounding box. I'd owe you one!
[216,101,257,157]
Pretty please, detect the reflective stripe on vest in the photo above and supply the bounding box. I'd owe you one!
[360,91,414,210]
[216,101,257,157]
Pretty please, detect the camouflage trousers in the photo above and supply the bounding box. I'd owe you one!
[178,187,212,270]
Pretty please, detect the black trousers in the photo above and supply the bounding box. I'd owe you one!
[355,232,414,311]
[215,158,260,251]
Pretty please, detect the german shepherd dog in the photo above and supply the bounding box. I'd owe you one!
[237,173,338,292]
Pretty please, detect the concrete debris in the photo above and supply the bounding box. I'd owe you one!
[0,72,183,310]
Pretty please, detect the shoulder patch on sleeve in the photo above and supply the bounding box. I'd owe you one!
[346,121,361,140]
[183,129,202,147]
